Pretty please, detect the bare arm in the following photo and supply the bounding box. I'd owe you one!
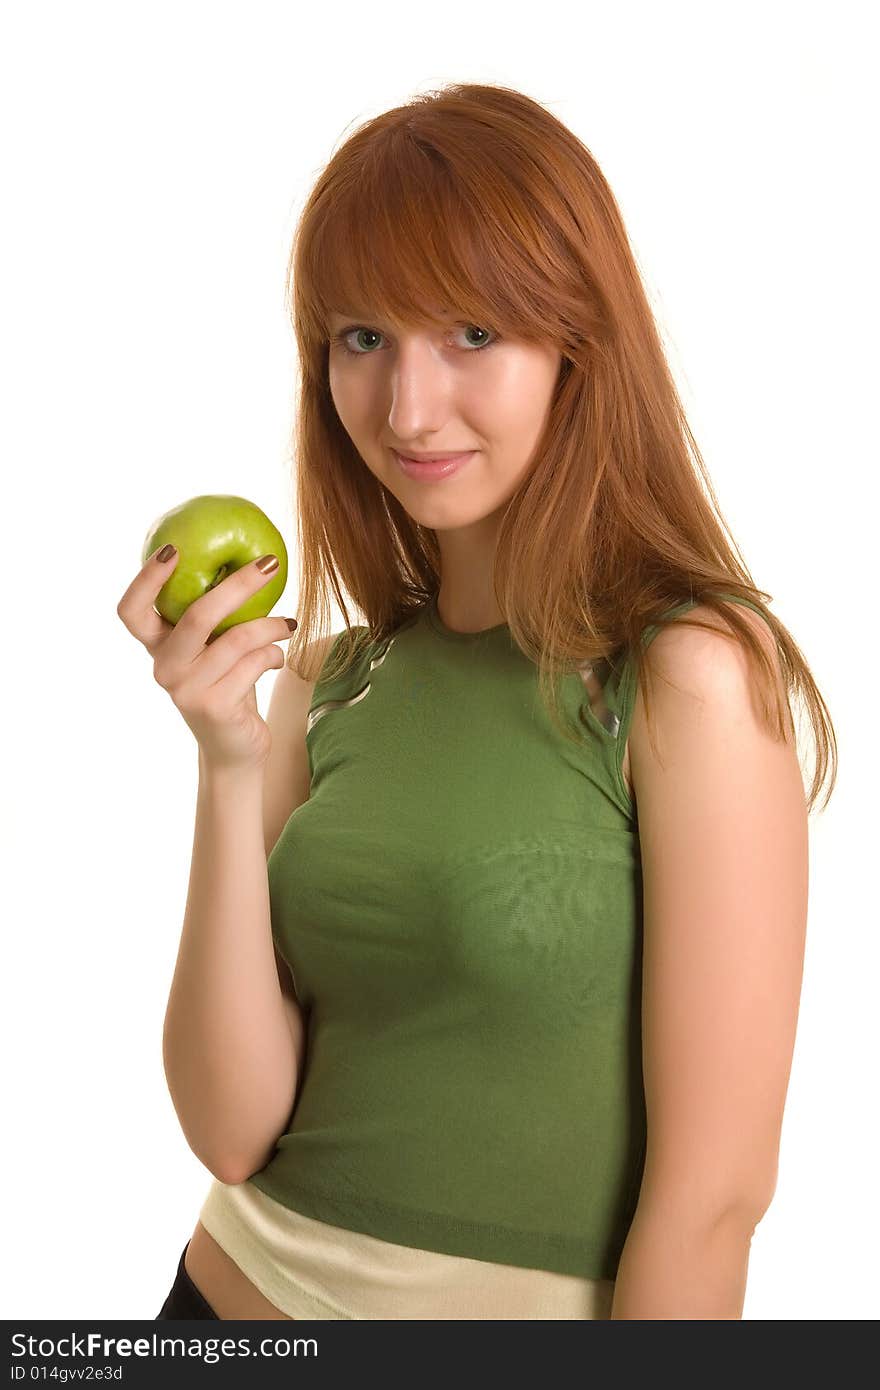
[611,604,808,1318]
[161,638,330,1184]
[117,548,324,1185]
[161,753,298,1184]
[611,1198,760,1320]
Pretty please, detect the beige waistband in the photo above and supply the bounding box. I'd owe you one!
[198,1179,615,1320]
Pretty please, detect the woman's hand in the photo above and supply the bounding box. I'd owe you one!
[116,546,297,773]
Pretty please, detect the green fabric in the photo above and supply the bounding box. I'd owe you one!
[250,590,769,1280]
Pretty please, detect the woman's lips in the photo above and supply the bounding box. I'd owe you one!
[393,450,475,480]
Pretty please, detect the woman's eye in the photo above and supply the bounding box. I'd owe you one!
[339,327,383,354]
[333,324,499,355]
[459,325,496,350]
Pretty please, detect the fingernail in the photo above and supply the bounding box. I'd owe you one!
[156,544,176,563]
[285,617,298,631]
[256,554,279,574]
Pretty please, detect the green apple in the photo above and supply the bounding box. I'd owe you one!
[142,494,288,639]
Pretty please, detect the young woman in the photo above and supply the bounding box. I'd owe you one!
[119,82,835,1321]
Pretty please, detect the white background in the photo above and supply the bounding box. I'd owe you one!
[2,0,875,1321]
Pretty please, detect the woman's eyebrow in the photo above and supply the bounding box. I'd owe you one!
[328,306,452,323]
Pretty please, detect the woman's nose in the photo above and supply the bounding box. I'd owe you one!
[386,340,454,426]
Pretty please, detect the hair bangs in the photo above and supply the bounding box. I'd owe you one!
[302,134,560,347]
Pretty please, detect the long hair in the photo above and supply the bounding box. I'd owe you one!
[282,81,836,814]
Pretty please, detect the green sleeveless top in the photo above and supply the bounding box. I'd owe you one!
[250,590,768,1280]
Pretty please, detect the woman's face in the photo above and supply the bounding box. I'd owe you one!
[327,309,563,531]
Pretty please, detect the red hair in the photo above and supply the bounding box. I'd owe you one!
[283,81,836,813]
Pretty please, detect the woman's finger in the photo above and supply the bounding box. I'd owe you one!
[116,545,179,655]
